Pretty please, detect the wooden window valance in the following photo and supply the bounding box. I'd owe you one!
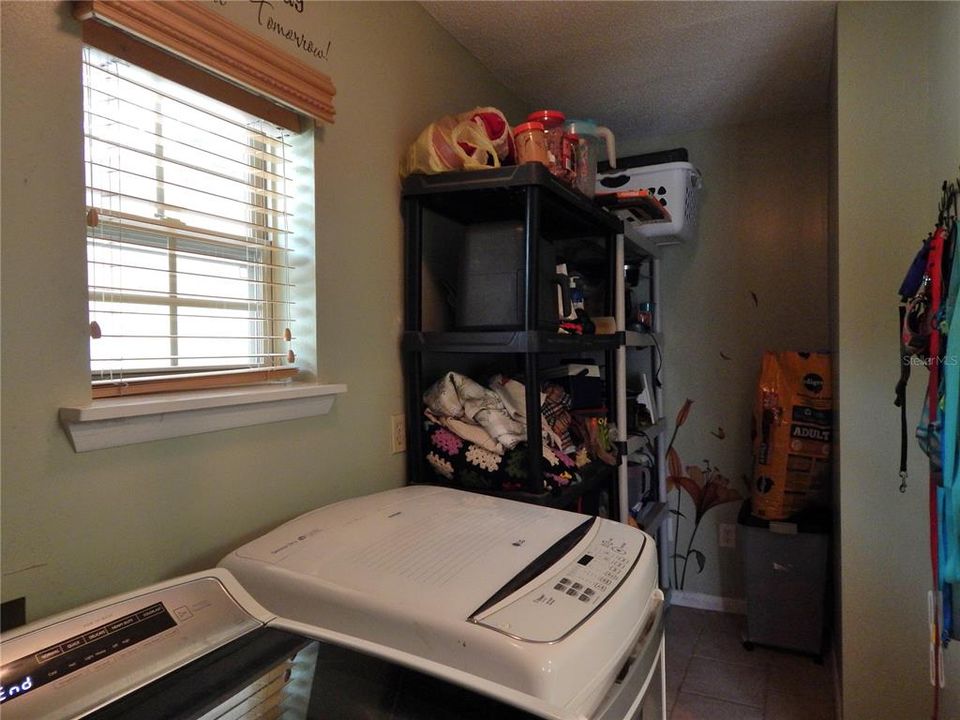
[73,0,335,130]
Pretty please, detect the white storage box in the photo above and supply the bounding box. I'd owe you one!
[597,161,702,244]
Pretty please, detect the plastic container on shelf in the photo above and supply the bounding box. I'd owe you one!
[527,110,575,184]
[512,121,549,166]
[597,161,703,244]
[564,119,616,198]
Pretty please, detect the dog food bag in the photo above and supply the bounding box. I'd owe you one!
[751,351,832,520]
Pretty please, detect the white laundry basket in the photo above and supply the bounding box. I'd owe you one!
[598,161,703,244]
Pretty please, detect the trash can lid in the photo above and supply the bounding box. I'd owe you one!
[737,500,832,534]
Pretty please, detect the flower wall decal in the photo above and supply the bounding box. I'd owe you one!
[665,399,743,590]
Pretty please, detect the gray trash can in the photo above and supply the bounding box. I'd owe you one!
[738,501,830,658]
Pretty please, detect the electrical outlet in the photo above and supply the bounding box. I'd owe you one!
[391,414,406,454]
[1,597,26,632]
[719,523,736,549]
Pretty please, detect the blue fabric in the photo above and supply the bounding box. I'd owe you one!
[940,222,959,586]
[900,237,932,299]
[943,579,953,643]
[945,223,960,329]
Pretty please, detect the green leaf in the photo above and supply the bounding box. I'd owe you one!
[690,549,706,573]
[505,451,527,479]
[460,469,491,490]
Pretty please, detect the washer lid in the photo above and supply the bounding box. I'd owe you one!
[230,486,589,619]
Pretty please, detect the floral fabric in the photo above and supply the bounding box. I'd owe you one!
[423,418,580,493]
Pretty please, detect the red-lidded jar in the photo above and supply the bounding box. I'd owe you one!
[527,110,573,182]
[513,121,549,166]
[527,109,566,129]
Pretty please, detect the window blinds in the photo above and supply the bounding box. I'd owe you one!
[74,0,335,126]
[83,45,297,392]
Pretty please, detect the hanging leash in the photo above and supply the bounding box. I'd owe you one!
[899,177,959,720]
[925,222,949,720]
[897,230,938,492]
[896,303,912,493]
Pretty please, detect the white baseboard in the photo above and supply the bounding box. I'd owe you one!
[669,589,747,615]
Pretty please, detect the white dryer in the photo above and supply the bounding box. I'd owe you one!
[220,485,666,720]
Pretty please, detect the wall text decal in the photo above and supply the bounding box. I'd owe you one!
[213,0,332,62]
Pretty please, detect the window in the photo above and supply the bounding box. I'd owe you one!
[62,2,342,451]
[83,45,298,397]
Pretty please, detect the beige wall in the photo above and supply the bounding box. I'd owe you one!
[836,2,960,717]
[618,116,831,599]
[0,1,523,621]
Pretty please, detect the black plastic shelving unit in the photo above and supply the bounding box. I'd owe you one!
[402,164,624,515]
[401,331,622,354]
[617,220,670,587]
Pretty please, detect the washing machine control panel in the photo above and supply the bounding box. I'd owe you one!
[473,522,647,642]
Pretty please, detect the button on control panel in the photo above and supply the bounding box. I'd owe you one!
[549,535,633,608]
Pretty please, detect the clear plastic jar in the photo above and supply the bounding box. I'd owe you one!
[527,110,574,183]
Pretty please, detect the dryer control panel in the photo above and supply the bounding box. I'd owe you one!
[472,522,647,642]
[0,575,261,720]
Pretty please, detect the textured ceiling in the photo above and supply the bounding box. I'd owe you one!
[421,1,837,144]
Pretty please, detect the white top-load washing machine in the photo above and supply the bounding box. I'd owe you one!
[220,485,666,720]
[0,570,577,720]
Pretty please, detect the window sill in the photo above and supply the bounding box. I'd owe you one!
[59,383,347,452]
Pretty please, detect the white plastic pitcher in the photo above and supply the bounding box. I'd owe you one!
[565,119,616,198]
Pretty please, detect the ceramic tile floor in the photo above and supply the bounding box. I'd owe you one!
[664,605,836,720]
